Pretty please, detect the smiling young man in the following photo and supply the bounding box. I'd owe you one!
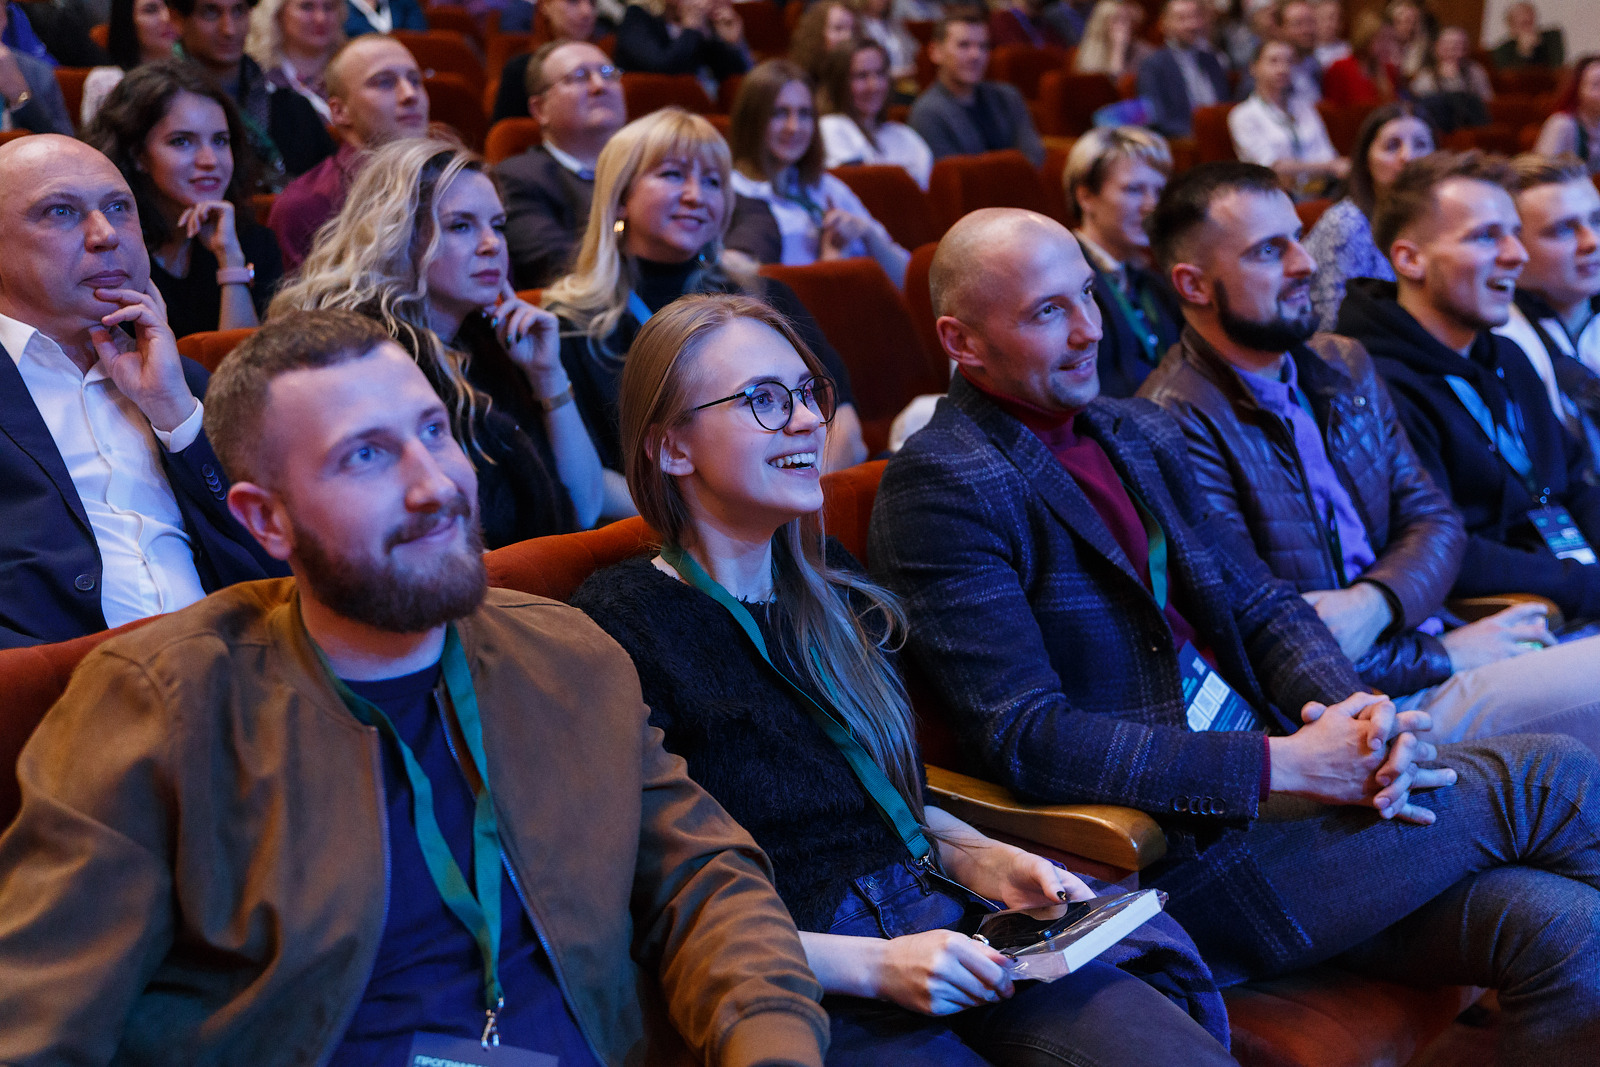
[0,135,282,647]
[0,309,830,1066]
[1064,126,1182,397]
[908,8,1043,166]
[1138,161,1600,753]
[1137,0,1229,139]
[1337,150,1600,623]
[496,40,626,288]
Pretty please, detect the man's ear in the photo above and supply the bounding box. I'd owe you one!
[1389,237,1426,284]
[227,482,295,562]
[528,93,546,124]
[654,424,694,477]
[327,94,349,132]
[1169,261,1211,307]
[936,314,984,371]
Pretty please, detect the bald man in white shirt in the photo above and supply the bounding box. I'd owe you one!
[0,134,284,648]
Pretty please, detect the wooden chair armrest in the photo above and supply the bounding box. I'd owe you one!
[1447,594,1563,632]
[925,765,1167,872]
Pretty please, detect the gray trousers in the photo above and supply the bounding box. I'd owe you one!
[1240,734,1600,1066]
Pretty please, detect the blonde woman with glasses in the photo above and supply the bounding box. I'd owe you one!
[271,136,605,542]
[544,108,868,519]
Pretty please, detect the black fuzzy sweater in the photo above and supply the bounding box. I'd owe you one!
[571,553,910,931]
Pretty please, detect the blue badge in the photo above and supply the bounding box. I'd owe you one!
[1178,642,1261,732]
[1529,506,1597,565]
[408,1032,559,1067]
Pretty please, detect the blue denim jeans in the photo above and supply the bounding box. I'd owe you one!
[820,859,1235,1067]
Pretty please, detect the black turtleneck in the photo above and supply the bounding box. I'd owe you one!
[634,256,703,314]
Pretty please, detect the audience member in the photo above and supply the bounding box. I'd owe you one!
[1267,0,1322,102]
[0,0,72,133]
[1534,55,1600,174]
[272,137,604,539]
[1038,0,1097,46]
[13,0,111,66]
[543,108,868,516]
[1305,102,1434,330]
[1497,153,1600,457]
[1218,0,1272,73]
[817,38,933,188]
[909,9,1044,165]
[246,0,345,122]
[1138,0,1229,139]
[868,205,1600,1049]
[1064,126,1181,397]
[1492,0,1564,71]
[489,0,610,124]
[88,61,283,339]
[342,0,423,36]
[1228,39,1346,199]
[572,292,1236,1066]
[787,0,854,80]
[80,0,181,125]
[1338,151,1600,622]
[0,135,282,646]
[0,307,830,1065]
[267,33,426,271]
[849,0,919,86]
[613,0,750,83]
[499,40,626,288]
[988,0,1071,49]
[1319,10,1400,109]
[728,60,910,285]
[1310,0,1347,67]
[1073,0,1153,79]
[168,0,336,187]
[1139,163,1600,752]
[1410,25,1491,132]
[1385,0,1429,78]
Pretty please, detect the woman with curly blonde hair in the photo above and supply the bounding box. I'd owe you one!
[544,108,867,517]
[1072,0,1152,79]
[246,0,346,121]
[271,136,604,541]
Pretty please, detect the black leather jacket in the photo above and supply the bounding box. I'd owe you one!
[1139,327,1465,696]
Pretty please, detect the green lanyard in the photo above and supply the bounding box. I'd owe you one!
[1129,492,1169,611]
[1098,270,1164,366]
[317,626,509,1048]
[659,544,934,865]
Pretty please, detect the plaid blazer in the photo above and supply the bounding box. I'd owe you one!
[869,376,1364,976]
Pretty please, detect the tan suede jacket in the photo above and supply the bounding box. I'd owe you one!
[0,580,827,1066]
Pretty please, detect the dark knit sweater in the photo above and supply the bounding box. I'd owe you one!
[571,552,910,931]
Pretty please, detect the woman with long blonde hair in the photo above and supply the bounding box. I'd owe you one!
[1072,0,1152,79]
[271,136,604,543]
[571,293,1234,1065]
[544,108,867,518]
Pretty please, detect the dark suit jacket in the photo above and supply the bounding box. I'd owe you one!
[0,350,287,648]
[1090,265,1182,399]
[907,79,1045,166]
[11,48,73,135]
[496,145,594,290]
[1137,46,1230,138]
[868,375,1362,976]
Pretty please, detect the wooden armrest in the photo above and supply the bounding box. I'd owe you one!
[925,765,1167,872]
[1447,594,1563,632]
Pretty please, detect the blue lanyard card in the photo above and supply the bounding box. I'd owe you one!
[408,1032,558,1067]
[1529,506,1597,565]
[1179,643,1260,732]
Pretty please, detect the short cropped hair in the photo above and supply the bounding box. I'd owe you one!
[932,7,987,43]
[1063,126,1172,226]
[1509,152,1591,194]
[1148,161,1283,271]
[165,0,255,18]
[203,311,394,484]
[1370,150,1516,256]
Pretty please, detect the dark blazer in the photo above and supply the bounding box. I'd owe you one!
[0,350,286,648]
[907,80,1045,167]
[1339,279,1600,620]
[496,145,595,290]
[1137,46,1230,139]
[1090,265,1182,399]
[10,48,73,135]
[613,5,750,78]
[868,375,1363,978]
[1138,327,1463,696]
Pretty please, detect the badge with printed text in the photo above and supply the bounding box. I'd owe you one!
[1178,643,1261,732]
[407,1032,559,1067]
[1528,506,1597,565]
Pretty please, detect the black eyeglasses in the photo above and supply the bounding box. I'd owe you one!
[690,376,838,431]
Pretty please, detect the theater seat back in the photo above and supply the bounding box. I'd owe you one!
[176,328,258,373]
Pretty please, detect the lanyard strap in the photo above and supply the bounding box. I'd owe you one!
[627,290,653,326]
[1127,491,1168,611]
[318,627,508,1047]
[1443,374,1540,497]
[659,544,934,864]
[1098,270,1163,366]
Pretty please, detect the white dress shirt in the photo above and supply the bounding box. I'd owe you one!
[0,311,208,628]
[819,115,934,189]
[1228,91,1337,168]
[730,170,899,265]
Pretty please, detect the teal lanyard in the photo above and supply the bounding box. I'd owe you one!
[317,627,508,1048]
[1129,492,1168,611]
[1098,269,1163,366]
[659,544,934,864]
[627,290,654,326]
[1443,374,1540,498]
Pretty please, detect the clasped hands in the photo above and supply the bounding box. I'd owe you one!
[1271,691,1456,825]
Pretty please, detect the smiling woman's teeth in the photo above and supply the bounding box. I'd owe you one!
[770,453,816,469]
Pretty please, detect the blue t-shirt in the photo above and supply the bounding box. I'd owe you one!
[328,664,601,1066]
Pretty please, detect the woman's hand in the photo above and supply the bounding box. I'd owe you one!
[975,847,1095,909]
[491,280,567,398]
[178,200,246,268]
[875,930,1014,1015]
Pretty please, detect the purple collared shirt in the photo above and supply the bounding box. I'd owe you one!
[1240,355,1377,583]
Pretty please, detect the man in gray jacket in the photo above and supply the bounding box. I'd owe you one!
[909,9,1043,166]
